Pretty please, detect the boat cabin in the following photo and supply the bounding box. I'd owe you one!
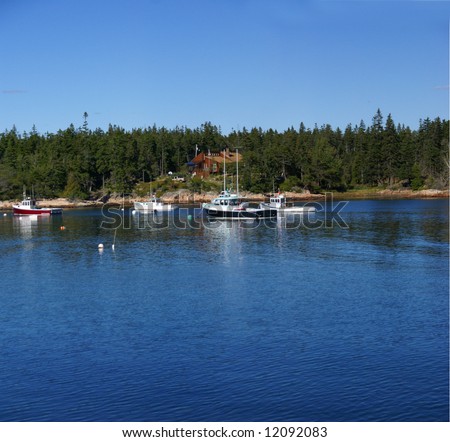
[210,190,240,206]
[21,198,38,209]
[270,194,287,207]
[212,197,240,206]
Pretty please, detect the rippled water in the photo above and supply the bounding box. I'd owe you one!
[0,199,448,421]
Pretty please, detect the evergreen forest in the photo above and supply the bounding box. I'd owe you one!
[0,109,448,200]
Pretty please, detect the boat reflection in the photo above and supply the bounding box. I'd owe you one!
[13,215,41,239]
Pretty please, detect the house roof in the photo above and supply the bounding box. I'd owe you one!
[207,152,242,164]
[191,150,241,162]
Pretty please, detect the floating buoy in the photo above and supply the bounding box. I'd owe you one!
[98,243,104,249]
[60,226,66,230]
[112,244,115,250]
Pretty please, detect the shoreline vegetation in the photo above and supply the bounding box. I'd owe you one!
[0,188,447,210]
[1,111,448,205]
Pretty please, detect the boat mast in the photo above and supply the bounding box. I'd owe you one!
[223,149,226,192]
[236,148,239,196]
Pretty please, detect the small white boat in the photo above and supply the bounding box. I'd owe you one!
[261,194,316,214]
[133,196,178,213]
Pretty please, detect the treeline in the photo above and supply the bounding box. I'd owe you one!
[0,110,447,199]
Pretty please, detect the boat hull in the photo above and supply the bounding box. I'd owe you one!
[13,207,62,216]
[133,202,178,212]
[204,207,277,220]
[280,207,316,213]
[260,203,316,214]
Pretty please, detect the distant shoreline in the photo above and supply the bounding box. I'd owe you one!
[0,188,447,210]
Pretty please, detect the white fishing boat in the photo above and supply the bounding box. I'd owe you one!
[260,194,316,214]
[202,190,276,220]
[202,149,277,220]
[133,196,178,213]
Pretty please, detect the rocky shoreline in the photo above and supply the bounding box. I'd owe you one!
[0,188,447,210]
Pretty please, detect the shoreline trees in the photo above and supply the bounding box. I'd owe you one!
[0,111,448,199]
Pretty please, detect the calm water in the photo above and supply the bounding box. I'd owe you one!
[0,199,448,422]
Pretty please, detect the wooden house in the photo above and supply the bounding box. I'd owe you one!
[188,148,242,178]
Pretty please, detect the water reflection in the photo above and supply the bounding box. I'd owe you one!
[201,221,246,266]
[1,200,447,266]
[13,215,41,240]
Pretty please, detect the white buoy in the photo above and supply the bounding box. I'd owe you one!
[98,243,104,249]
[112,244,115,250]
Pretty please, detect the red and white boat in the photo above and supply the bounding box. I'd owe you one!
[13,196,63,216]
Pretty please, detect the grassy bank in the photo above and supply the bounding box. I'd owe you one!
[333,187,449,199]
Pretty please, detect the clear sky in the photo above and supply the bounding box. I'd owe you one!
[0,0,448,135]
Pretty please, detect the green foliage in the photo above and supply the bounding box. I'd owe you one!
[188,176,204,193]
[187,177,220,193]
[135,178,185,196]
[309,136,343,190]
[411,163,424,190]
[279,176,302,192]
[62,172,89,200]
[0,163,20,199]
[0,113,447,200]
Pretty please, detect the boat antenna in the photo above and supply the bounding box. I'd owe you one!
[112,226,117,250]
[236,148,239,196]
[223,149,226,192]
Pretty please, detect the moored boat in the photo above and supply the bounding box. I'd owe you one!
[261,193,316,214]
[133,196,178,213]
[202,148,277,220]
[13,196,63,216]
[202,190,277,220]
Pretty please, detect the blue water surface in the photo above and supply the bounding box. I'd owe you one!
[0,198,448,421]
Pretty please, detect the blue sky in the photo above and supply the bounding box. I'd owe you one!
[0,0,448,134]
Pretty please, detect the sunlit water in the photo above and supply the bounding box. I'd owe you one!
[0,199,448,421]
